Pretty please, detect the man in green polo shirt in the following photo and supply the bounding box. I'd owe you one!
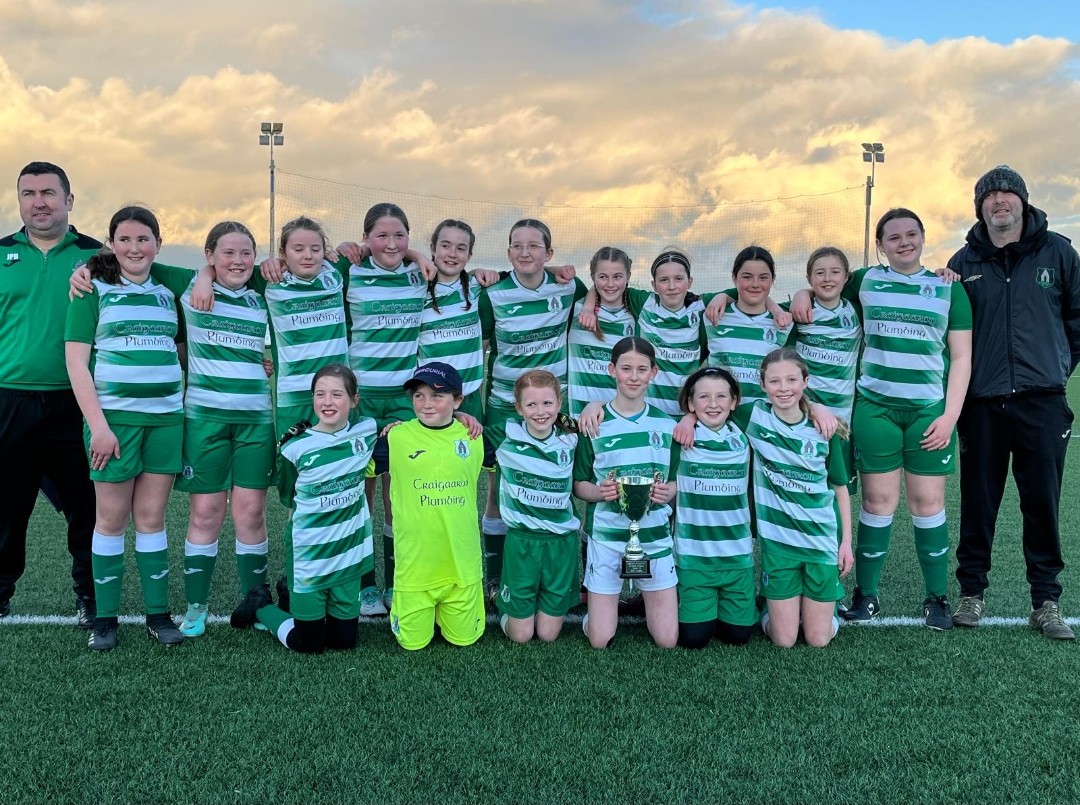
[0,162,102,626]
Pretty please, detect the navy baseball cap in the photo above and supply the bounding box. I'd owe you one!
[404,362,463,394]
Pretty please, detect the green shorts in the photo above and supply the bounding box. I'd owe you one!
[86,419,182,483]
[760,540,842,603]
[676,564,758,626]
[390,581,485,650]
[495,529,580,619]
[176,419,276,494]
[288,577,362,622]
[483,400,514,454]
[852,397,956,476]
[361,392,416,432]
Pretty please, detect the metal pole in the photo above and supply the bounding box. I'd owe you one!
[863,173,872,268]
[266,136,274,259]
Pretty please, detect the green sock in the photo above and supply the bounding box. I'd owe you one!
[135,530,170,615]
[236,539,268,594]
[913,511,950,598]
[255,603,291,637]
[383,531,395,590]
[854,510,893,597]
[92,531,126,619]
[184,540,218,605]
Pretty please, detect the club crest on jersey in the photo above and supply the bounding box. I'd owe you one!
[801,440,816,458]
[1036,267,1056,288]
[649,431,663,448]
[624,323,634,336]
[919,283,935,299]
[454,439,470,460]
[688,311,700,328]
[407,271,423,287]
[352,437,366,454]
[323,272,341,291]
[548,295,562,313]
[840,313,854,329]
[158,294,173,310]
[727,434,744,451]
[557,448,572,467]
[244,294,261,310]
[763,328,777,344]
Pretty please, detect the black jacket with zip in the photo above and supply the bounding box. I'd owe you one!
[948,205,1080,399]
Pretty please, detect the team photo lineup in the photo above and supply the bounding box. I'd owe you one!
[3,158,1079,657]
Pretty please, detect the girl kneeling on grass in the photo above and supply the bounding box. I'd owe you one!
[495,370,581,643]
[573,337,678,649]
[673,367,756,648]
[65,206,185,651]
[233,363,377,653]
[750,348,853,648]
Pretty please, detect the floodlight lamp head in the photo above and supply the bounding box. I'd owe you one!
[863,152,872,162]
[260,122,272,133]
[876,153,885,163]
[872,142,884,152]
[273,135,284,146]
[861,142,873,152]
[271,122,283,133]
[259,134,270,146]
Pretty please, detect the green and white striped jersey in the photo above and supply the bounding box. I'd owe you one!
[419,275,485,397]
[567,300,636,417]
[794,298,861,423]
[279,418,378,593]
[706,305,794,415]
[674,421,752,570]
[480,273,586,407]
[626,288,706,417]
[181,279,272,424]
[497,420,581,537]
[64,277,183,423]
[263,264,349,414]
[745,400,847,564]
[848,265,972,409]
[345,257,426,394]
[573,403,678,558]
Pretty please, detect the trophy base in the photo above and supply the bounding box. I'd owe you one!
[620,556,652,580]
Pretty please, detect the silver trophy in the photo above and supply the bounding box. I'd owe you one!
[614,472,658,580]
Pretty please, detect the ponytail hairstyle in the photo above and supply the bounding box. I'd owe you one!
[732,245,776,279]
[508,218,552,250]
[805,246,850,281]
[758,347,849,439]
[279,215,330,258]
[678,366,740,415]
[363,202,410,236]
[280,362,359,446]
[205,220,256,255]
[588,246,632,340]
[649,246,699,305]
[88,205,162,285]
[610,336,657,368]
[513,370,577,435]
[428,219,476,314]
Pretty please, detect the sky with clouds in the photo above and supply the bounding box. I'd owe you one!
[1,0,1077,290]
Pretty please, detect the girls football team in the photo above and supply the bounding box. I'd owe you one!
[65,201,970,652]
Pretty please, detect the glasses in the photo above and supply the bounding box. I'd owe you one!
[509,242,546,254]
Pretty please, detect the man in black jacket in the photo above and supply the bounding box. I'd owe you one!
[949,165,1079,639]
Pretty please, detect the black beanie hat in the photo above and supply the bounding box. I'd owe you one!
[974,165,1029,221]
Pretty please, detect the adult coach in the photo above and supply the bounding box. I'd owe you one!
[0,161,101,626]
[950,165,1080,640]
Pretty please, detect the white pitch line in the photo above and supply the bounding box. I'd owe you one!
[2,613,1077,628]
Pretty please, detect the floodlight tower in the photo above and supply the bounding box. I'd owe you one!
[861,142,885,267]
[259,122,284,257]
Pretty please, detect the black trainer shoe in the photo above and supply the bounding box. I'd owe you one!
[146,613,185,646]
[231,584,273,629]
[275,576,290,615]
[923,595,953,631]
[88,617,119,651]
[841,588,880,621]
[0,598,10,618]
[75,596,96,630]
